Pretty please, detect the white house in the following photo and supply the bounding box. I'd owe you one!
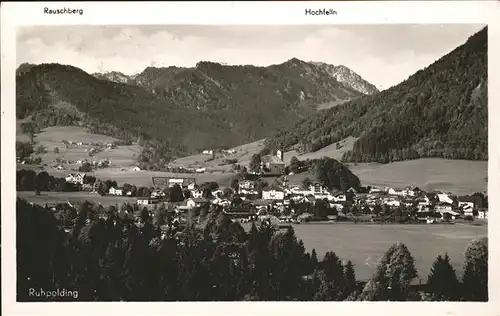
[137,198,153,205]
[196,168,206,173]
[334,194,347,202]
[240,180,255,189]
[436,203,453,213]
[478,210,488,219]
[387,187,403,196]
[109,187,123,196]
[262,190,285,200]
[402,188,415,197]
[238,180,258,194]
[437,193,454,204]
[238,180,255,193]
[191,189,204,199]
[458,201,475,210]
[309,183,328,195]
[386,200,401,207]
[65,173,86,185]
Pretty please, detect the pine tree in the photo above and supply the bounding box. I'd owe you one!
[361,242,418,301]
[310,248,319,273]
[462,238,488,301]
[426,253,460,301]
[344,260,357,297]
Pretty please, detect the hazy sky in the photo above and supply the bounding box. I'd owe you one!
[17,24,484,90]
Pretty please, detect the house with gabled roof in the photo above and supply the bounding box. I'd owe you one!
[109,187,124,196]
[65,173,86,185]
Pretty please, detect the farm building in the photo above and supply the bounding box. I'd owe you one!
[152,176,197,190]
[109,187,124,196]
[137,198,160,205]
[65,173,86,185]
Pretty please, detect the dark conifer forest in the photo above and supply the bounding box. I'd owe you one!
[17,200,487,302]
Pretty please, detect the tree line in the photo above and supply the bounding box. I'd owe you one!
[17,199,487,302]
[17,169,83,193]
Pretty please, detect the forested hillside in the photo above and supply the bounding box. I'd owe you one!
[263,27,488,163]
[16,58,371,161]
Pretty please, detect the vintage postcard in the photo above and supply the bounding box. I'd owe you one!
[1,1,499,316]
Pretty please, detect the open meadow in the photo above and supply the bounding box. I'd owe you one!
[349,158,488,195]
[171,137,487,195]
[170,139,267,171]
[244,222,487,282]
[170,136,357,169]
[17,125,142,169]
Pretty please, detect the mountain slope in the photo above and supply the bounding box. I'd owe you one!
[16,64,234,156]
[263,27,488,163]
[93,58,368,113]
[16,58,374,161]
[311,62,379,95]
[16,63,36,76]
[92,71,135,84]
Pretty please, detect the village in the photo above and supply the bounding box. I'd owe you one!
[60,149,488,228]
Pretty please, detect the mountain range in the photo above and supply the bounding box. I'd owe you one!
[263,27,488,163]
[16,27,487,165]
[16,58,374,160]
[91,60,379,98]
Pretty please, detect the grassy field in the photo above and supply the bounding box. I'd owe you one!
[281,136,357,165]
[245,222,487,282]
[171,139,266,171]
[348,158,488,195]
[170,136,356,169]
[17,126,142,169]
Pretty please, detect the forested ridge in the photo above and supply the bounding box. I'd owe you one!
[16,58,367,161]
[263,27,488,163]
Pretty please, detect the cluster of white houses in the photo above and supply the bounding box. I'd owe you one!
[140,178,486,222]
[64,170,487,222]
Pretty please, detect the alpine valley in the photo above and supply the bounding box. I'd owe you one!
[16,58,376,162]
[16,27,486,167]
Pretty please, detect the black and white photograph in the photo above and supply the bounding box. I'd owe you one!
[2,2,498,315]
[12,23,488,302]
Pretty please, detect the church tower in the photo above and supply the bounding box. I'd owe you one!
[277,149,283,161]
